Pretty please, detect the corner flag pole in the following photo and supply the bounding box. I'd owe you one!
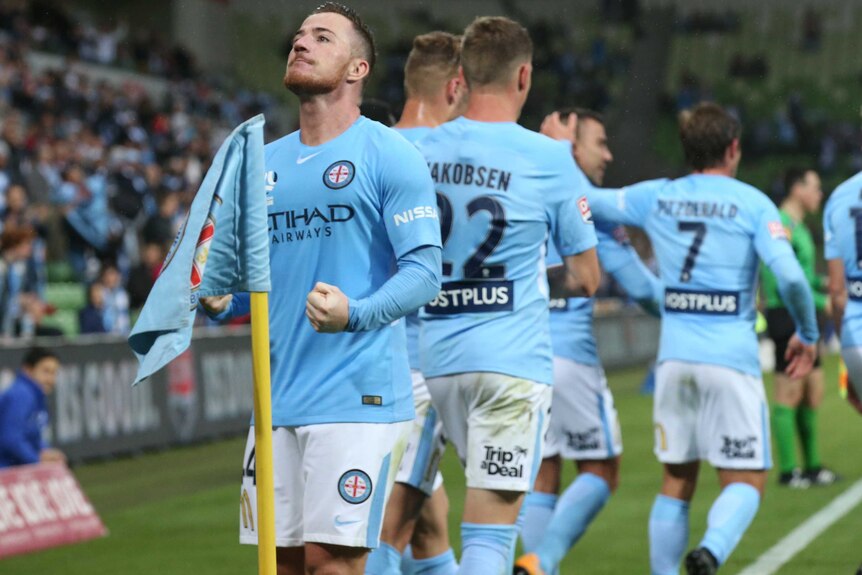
[251,292,276,575]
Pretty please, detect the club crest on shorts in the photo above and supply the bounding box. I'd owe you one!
[324,160,355,190]
[338,469,372,504]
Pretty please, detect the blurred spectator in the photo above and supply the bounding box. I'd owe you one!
[142,190,179,247]
[78,281,107,334]
[0,346,65,468]
[802,7,822,52]
[0,224,34,337]
[98,262,129,335]
[127,241,163,310]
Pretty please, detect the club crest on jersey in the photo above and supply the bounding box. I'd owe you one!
[768,221,787,240]
[578,195,593,224]
[324,160,355,190]
[338,469,372,504]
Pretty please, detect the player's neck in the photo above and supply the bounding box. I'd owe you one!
[695,167,734,178]
[395,99,448,129]
[297,94,361,147]
[464,91,521,123]
[780,199,805,223]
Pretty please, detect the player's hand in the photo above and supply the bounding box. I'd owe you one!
[40,448,66,465]
[784,333,817,379]
[200,294,232,314]
[540,111,578,143]
[306,282,349,333]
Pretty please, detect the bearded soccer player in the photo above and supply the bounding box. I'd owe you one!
[586,103,818,575]
[515,109,662,575]
[365,31,466,575]
[417,17,600,575]
[201,4,442,574]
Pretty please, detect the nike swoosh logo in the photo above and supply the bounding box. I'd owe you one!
[297,151,323,164]
[334,516,361,527]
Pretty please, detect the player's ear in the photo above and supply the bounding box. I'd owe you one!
[346,57,370,85]
[446,76,460,105]
[517,62,532,93]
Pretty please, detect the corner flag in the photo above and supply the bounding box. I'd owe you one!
[128,115,278,575]
[128,114,270,383]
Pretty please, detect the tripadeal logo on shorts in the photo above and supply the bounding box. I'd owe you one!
[480,445,527,478]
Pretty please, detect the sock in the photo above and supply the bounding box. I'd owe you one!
[458,523,518,575]
[649,495,689,575]
[519,491,558,553]
[401,545,416,575]
[772,404,798,474]
[797,405,822,471]
[412,548,458,575]
[534,473,610,573]
[365,542,402,575]
[699,483,761,565]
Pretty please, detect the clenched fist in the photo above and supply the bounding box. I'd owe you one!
[306,282,349,333]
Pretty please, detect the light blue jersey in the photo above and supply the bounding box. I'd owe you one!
[823,171,862,347]
[588,174,818,376]
[394,125,434,370]
[417,117,598,384]
[261,116,440,426]
[548,222,662,365]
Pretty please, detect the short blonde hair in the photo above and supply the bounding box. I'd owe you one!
[461,16,532,88]
[404,31,461,99]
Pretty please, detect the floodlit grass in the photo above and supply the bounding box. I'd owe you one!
[4,356,861,574]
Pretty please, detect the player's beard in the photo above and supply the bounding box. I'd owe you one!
[283,61,347,96]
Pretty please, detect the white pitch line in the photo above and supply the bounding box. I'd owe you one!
[737,478,862,575]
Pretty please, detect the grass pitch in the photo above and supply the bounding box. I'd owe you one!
[3,357,861,574]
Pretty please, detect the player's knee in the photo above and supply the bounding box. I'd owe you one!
[533,456,562,494]
[577,458,620,493]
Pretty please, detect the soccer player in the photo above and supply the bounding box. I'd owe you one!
[585,103,818,575]
[201,4,442,574]
[417,17,600,575]
[365,30,466,575]
[823,168,862,413]
[761,167,838,488]
[515,108,662,575]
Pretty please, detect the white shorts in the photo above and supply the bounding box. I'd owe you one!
[395,370,446,496]
[544,357,623,460]
[654,361,771,470]
[841,347,862,400]
[426,372,552,492]
[239,421,410,548]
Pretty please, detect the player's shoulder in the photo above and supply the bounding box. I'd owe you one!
[829,170,862,206]
[624,177,671,195]
[358,117,425,158]
[510,127,574,165]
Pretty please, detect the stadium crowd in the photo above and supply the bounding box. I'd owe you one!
[0,0,634,340]
[0,0,277,339]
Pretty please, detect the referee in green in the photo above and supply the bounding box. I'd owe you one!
[761,167,838,488]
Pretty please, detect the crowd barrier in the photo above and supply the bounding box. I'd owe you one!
[0,310,659,464]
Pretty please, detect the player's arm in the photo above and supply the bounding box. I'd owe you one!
[599,226,663,316]
[586,179,666,229]
[544,145,600,298]
[823,201,846,337]
[199,293,250,321]
[827,258,846,339]
[547,249,600,298]
[756,209,819,378]
[307,136,443,333]
[307,246,442,333]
